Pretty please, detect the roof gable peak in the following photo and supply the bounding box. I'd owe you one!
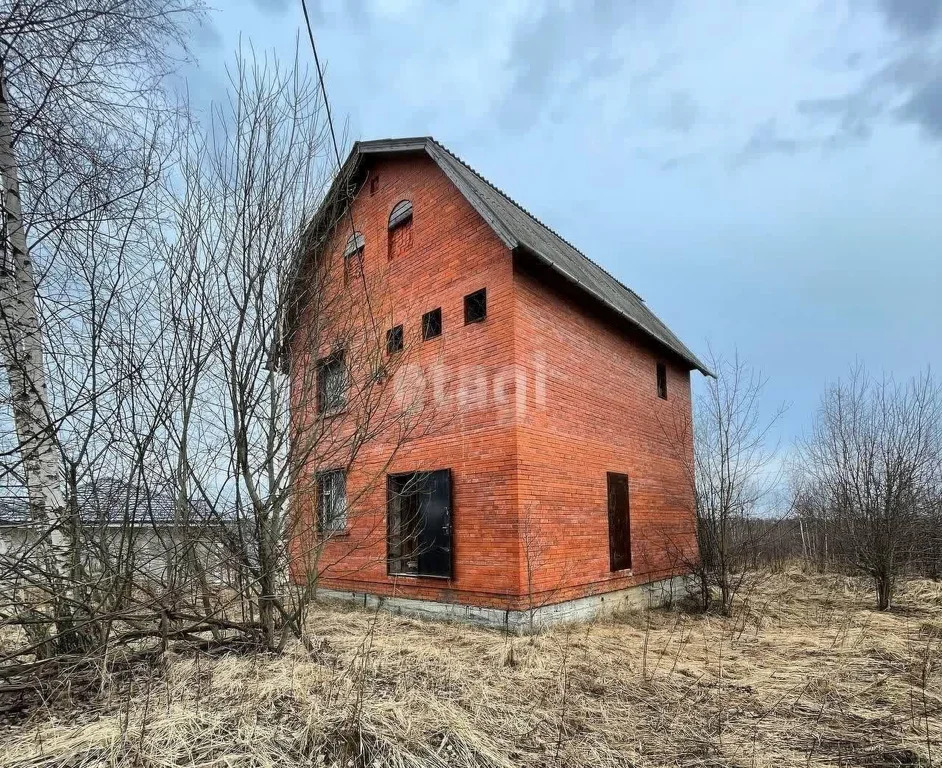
[306,136,711,376]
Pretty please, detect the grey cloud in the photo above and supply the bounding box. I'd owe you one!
[252,0,293,13]
[500,4,569,125]
[796,48,942,145]
[495,0,675,131]
[898,74,942,138]
[663,91,698,133]
[194,16,223,49]
[846,51,864,69]
[630,54,678,88]
[253,0,329,22]
[876,0,942,38]
[343,0,372,29]
[798,91,879,145]
[659,152,699,171]
[734,119,808,165]
[583,52,624,81]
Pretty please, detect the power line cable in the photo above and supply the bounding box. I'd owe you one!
[299,0,380,344]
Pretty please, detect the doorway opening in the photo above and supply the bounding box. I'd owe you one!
[387,469,453,578]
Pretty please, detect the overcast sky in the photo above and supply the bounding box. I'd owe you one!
[193,0,941,445]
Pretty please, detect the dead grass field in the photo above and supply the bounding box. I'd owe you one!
[2,569,941,768]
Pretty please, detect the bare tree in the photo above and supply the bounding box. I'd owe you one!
[661,351,786,615]
[518,501,578,632]
[800,366,941,610]
[152,48,430,652]
[0,36,431,697]
[0,0,202,655]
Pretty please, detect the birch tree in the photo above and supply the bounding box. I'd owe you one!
[0,67,69,602]
[0,0,202,653]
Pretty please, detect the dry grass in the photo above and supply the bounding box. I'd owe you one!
[2,569,941,767]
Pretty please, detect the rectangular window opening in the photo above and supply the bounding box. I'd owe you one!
[656,362,668,400]
[421,307,442,340]
[463,288,487,324]
[387,470,452,578]
[386,324,404,355]
[369,175,379,196]
[317,351,347,414]
[317,469,347,534]
[607,472,631,571]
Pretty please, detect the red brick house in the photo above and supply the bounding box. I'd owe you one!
[287,137,710,629]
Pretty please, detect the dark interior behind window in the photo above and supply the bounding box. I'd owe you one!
[464,288,487,324]
[607,472,631,571]
[387,324,404,354]
[387,470,452,578]
[317,469,347,533]
[317,352,347,413]
[422,308,442,340]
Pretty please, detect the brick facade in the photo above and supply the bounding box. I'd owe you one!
[289,151,699,613]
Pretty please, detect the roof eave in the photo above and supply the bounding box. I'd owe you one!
[290,137,714,378]
[513,243,714,377]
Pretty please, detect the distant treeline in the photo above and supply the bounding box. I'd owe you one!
[715,509,942,579]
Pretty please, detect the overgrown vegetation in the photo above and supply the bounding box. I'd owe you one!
[2,569,940,768]
[663,355,941,615]
[1,5,941,767]
[1,2,424,692]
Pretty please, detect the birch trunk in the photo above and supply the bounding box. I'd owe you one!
[0,63,74,614]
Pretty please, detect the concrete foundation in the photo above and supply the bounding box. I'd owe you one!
[317,576,684,632]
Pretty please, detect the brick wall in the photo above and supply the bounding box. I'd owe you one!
[291,154,524,608]
[511,255,699,606]
[290,153,698,612]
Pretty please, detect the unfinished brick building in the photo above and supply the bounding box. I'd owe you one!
[287,137,710,629]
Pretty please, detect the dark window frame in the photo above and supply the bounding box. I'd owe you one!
[656,361,668,400]
[317,351,347,414]
[607,472,632,571]
[388,199,413,230]
[369,174,380,196]
[343,231,365,260]
[316,469,347,534]
[463,288,487,324]
[386,324,404,355]
[387,469,453,579]
[422,307,442,340]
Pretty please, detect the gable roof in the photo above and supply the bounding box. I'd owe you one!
[300,136,712,376]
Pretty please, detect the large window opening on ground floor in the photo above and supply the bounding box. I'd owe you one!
[387,469,453,578]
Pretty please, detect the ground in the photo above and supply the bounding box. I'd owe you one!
[2,569,941,767]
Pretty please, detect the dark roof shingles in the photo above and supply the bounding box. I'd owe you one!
[333,136,712,376]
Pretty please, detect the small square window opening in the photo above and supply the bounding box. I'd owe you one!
[464,288,487,324]
[656,362,668,400]
[422,308,442,340]
[386,324,404,355]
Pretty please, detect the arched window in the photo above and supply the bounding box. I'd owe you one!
[343,231,365,259]
[387,200,414,259]
[388,200,413,230]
